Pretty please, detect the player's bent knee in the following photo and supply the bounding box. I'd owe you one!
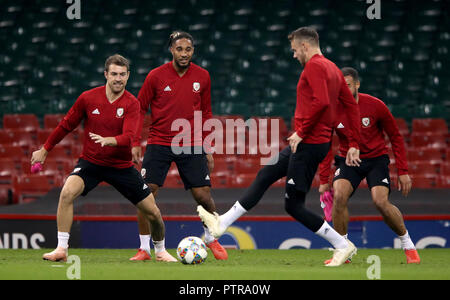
[333,190,349,208]
[372,195,389,209]
[60,176,84,203]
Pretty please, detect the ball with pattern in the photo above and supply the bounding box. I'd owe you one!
[177,236,208,264]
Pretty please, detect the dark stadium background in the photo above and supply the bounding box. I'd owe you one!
[0,0,448,250]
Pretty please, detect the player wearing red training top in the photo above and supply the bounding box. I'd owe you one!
[319,67,420,264]
[199,27,361,266]
[129,31,227,261]
[31,55,176,262]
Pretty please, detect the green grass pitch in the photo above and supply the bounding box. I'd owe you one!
[0,248,449,280]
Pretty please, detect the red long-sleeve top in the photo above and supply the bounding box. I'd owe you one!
[44,86,140,168]
[319,93,409,184]
[295,54,360,147]
[133,62,213,149]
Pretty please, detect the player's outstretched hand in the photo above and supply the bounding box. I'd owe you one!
[346,147,361,167]
[31,147,48,165]
[89,132,117,147]
[398,174,412,197]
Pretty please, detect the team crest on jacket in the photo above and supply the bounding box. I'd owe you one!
[116,108,124,118]
[193,82,200,92]
[362,117,371,127]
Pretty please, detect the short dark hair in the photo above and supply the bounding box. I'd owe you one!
[288,27,320,46]
[105,54,130,72]
[341,67,360,82]
[168,30,194,48]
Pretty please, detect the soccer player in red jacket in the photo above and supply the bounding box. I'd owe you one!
[129,31,227,261]
[319,67,420,264]
[31,55,176,262]
[199,27,362,266]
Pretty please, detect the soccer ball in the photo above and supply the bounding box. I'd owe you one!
[177,236,208,265]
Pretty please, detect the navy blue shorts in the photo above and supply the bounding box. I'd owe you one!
[141,145,211,190]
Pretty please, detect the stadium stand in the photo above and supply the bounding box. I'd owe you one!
[0,0,449,204]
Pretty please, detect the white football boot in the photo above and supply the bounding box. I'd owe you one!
[325,240,357,267]
[197,206,224,238]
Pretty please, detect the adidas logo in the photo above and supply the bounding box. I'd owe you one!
[205,175,210,180]
[92,108,100,115]
[337,123,345,129]
[164,86,172,92]
[287,178,295,185]
[143,184,148,190]
[382,178,389,184]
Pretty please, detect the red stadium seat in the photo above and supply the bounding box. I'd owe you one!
[0,188,10,205]
[210,173,231,188]
[0,145,27,161]
[12,174,54,203]
[234,157,261,175]
[410,133,447,150]
[412,118,448,135]
[213,157,232,173]
[0,129,15,145]
[441,162,450,176]
[1,129,36,151]
[44,114,65,129]
[409,174,438,189]
[0,159,19,186]
[437,176,450,188]
[408,161,439,175]
[231,173,256,188]
[3,114,40,133]
[408,148,443,165]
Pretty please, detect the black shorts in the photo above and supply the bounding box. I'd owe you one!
[285,142,330,193]
[69,159,151,205]
[141,144,211,190]
[333,154,391,197]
